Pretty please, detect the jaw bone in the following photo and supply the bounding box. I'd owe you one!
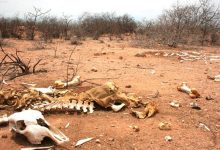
[177,82,200,98]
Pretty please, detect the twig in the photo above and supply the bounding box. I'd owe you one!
[66,45,77,88]
[33,59,42,73]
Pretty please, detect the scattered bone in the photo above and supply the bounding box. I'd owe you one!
[54,75,81,88]
[199,123,210,131]
[75,137,93,147]
[177,82,200,98]
[207,75,220,82]
[190,102,201,110]
[145,50,220,62]
[131,101,158,119]
[159,122,171,130]
[20,146,54,150]
[65,123,70,129]
[1,80,8,85]
[5,109,69,144]
[169,100,181,108]
[111,103,126,112]
[31,86,55,94]
[164,136,172,142]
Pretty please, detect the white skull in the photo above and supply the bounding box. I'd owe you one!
[8,109,69,145]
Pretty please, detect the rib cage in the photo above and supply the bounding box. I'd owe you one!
[30,100,95,114]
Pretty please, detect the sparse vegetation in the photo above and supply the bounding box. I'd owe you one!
[0,0,219,48]
[0,45,43,80]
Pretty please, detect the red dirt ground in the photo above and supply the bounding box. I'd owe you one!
[0,37,220,150]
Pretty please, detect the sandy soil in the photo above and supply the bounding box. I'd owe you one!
[0,37,220,150]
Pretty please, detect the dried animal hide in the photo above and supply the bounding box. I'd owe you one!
[0,81,141,114]
[77,81,140,110]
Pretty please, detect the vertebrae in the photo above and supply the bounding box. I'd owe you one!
[31,100,95,114]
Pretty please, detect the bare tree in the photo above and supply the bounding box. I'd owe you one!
[198,0,220,45]
[26,7,50,40]
[61,14,72,40]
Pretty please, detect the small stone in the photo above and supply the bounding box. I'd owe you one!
[132,125,140,132]
[108,138,114,141]
[169,100,181,108]
[135,52,146,57]
[164,136,172,142]
[91,67,98,72]
[119,56,123,60]
[190,102,201,110]
[206,95,214,100]
[159,122,171,130]
[125,85,132,88]
[95,139,101,143]
[2,134,7,139]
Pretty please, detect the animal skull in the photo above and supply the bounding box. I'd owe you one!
[7,109,69,144]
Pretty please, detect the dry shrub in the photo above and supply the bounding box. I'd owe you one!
[70,36,82,45]
[31,40,47,50]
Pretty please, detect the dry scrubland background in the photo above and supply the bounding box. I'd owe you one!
[0,0,220,150]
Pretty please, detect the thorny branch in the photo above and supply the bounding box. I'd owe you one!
[0,45,43,81]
